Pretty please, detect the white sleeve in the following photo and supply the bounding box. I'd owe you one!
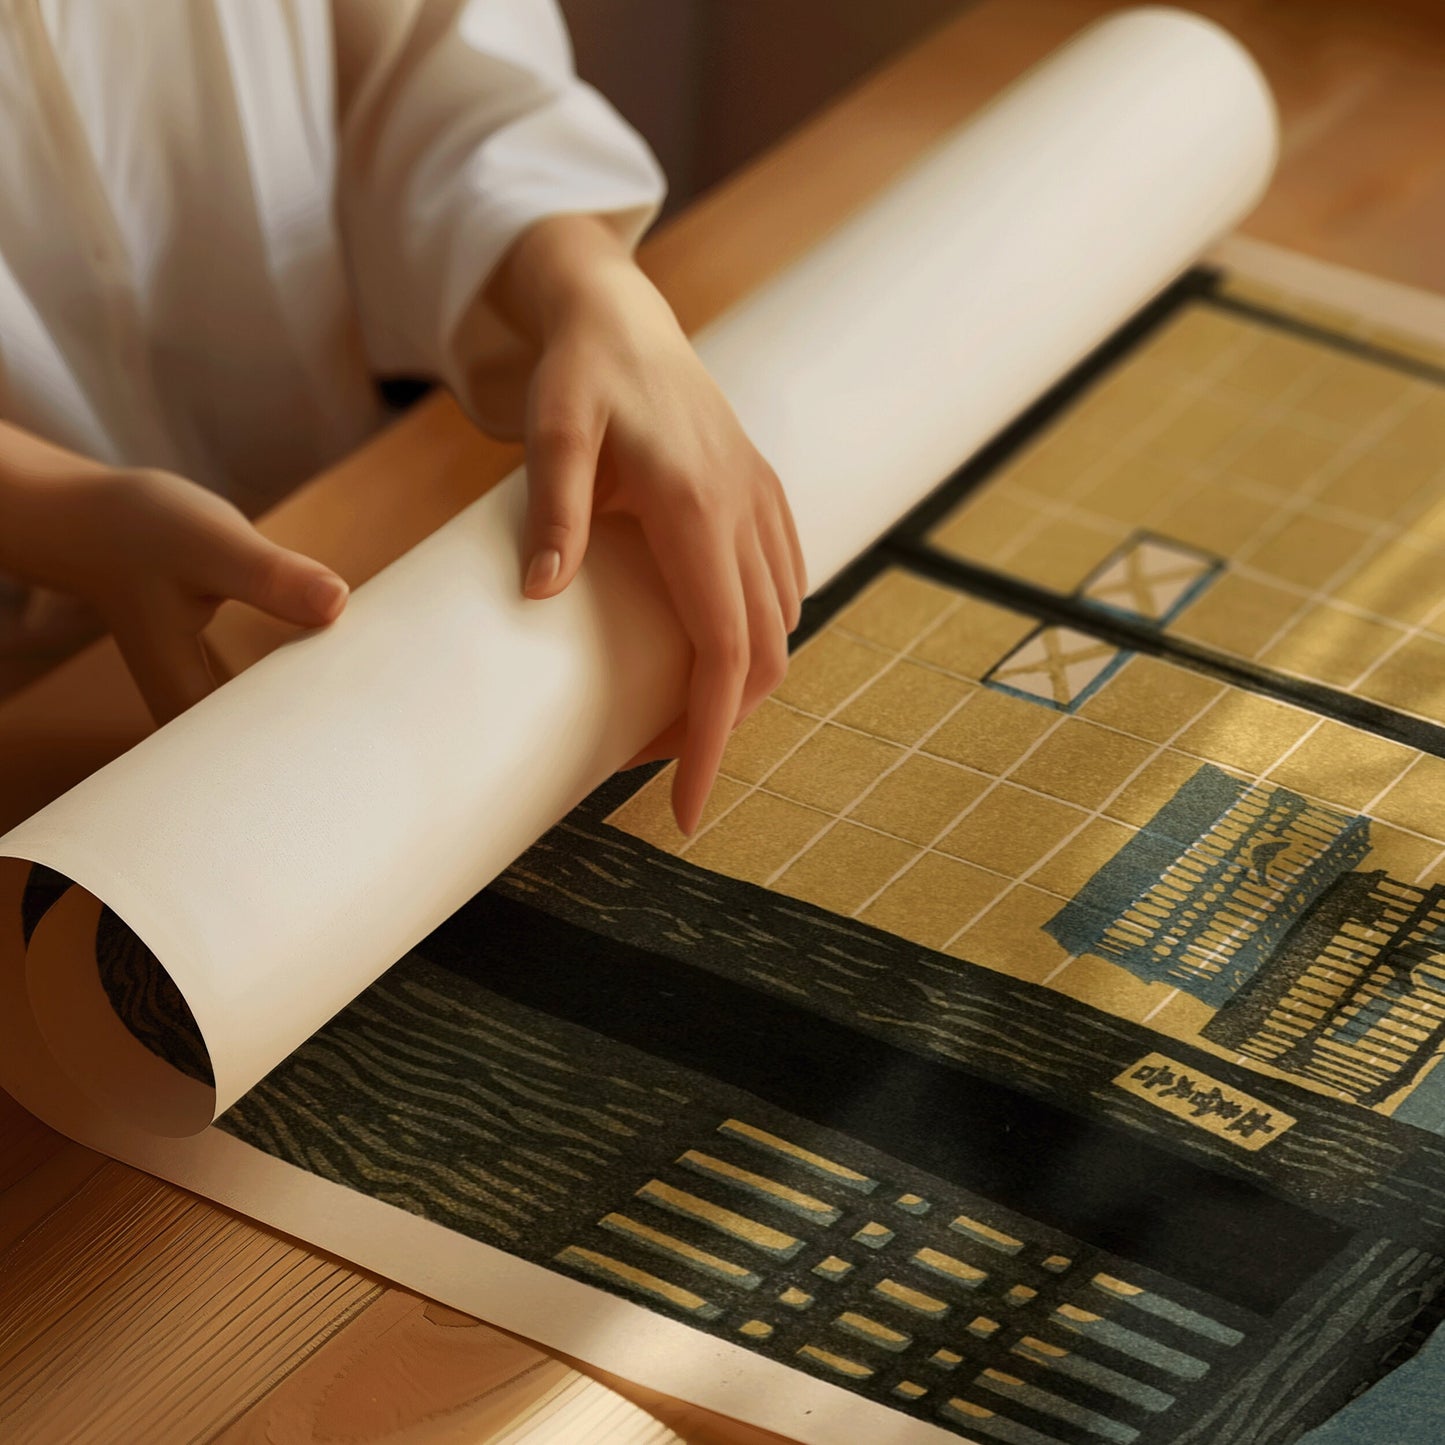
[331,0,666,434]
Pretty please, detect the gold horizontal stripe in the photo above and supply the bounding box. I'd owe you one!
[874,1278,949,1315]
[599,1213,756,1282]
[798,1345,874,1379]
[679,1151,840,1219]
[719,1119,875,1189]
[1017,1335,1068,1359]
[836,1311,910,1346]
[556,1246,713,1314]
[949,1213,1023,1253]
[636,1180,800,1255]
[913,1247,987,1283]
[1094,1273,1143,1297]
[945,1399,993,1420]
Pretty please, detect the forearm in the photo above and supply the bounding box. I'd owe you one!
[0,421,106,586]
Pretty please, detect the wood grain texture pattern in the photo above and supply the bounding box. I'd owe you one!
[2,3,1442,1441]
[216,1292,686,1445]
[214,1287,794,1445]
[0,1166,379,1443]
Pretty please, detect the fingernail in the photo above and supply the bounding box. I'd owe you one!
[525,548,561,595]
[309,575,349,618]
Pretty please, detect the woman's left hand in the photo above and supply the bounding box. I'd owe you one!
[487,215,807,835]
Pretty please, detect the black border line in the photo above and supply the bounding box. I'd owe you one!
[823,264,1445,759]
[1203,281,1445,387]
[891,545,1445,755]
[891,269,1220,547]
[790,269,1217,648]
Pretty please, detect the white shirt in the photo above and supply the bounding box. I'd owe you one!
[0,0,665,514]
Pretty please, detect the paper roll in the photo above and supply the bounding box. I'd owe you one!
[0,7,1277,1132]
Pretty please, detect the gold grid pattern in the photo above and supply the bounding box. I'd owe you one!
[927,297,1445,726]
[608,570,1445,1111]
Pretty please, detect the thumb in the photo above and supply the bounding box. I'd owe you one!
[202,522,349,627]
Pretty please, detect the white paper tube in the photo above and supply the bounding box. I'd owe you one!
[0,7,1277,1132]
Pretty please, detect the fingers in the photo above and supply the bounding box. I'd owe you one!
[236,542,348,625]
[100,470,347,628]
[759,498,805,635]
[736,534,789,726]
[647,509,796,834]
[649,526,750,836]
[524,361,602,599]
[190,514,348,627]
[112,615,221,725]
[768,474,808,606]
[622,718,687,771]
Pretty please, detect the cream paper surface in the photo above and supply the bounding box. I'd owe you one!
[0,10,1279,1441]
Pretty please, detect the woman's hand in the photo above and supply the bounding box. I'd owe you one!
[487,216,807,835]
[0,432,348,722]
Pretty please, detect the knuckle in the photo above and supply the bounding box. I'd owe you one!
[532,417,594,461]
[667,472,715,518]
[699,618,748,671]
[241,546,288,604]
[125,468,189,515]
[532,504,579,543]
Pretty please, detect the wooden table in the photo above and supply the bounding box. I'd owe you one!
[3,2,1444,1439]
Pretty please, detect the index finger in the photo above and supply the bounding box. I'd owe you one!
[112,613,222,725]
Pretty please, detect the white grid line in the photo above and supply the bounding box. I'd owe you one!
[945,316,1269,578]
[933,666,1239,962]
[938,297,1445,726]
[675,593,974,854]
[760,663,1091,890]
[622,601,1445,918]
[1231,388,1444,667]
[609,293,1445,1080]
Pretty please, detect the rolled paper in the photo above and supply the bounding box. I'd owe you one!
[0,7,1277,1132]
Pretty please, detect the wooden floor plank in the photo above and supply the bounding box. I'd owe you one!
[0,1166,379,1444]
[217,1287,795,1445]
[214,1291,693,1445]
[0,1140,103,1257]
[0,1089,68,1196]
